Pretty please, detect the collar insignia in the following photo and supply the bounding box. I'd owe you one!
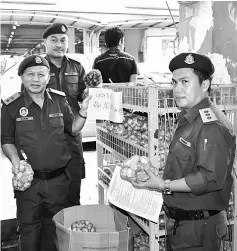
[184,54,195,64]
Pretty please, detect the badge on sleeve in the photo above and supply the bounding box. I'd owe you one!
[19,107,29,117]
[199,108,217,123]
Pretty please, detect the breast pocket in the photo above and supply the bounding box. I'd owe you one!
[16,119,35,132]
[16,120,37,147]
[164,139,192,179]
[172,139,192,178]
[49,117,64,127]
[65,74,79,96]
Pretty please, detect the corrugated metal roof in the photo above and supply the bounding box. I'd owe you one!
[1,0,179,55]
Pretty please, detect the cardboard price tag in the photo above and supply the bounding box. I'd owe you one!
[87,88,124,123]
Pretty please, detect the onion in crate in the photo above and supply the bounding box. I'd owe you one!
[70,220,96,232]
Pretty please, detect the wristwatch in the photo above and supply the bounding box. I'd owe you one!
[164,179,172,195]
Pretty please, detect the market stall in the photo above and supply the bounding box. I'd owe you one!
[96,82,237,251]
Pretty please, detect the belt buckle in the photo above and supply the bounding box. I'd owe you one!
[202,211,210,218]
[194,211,204,220]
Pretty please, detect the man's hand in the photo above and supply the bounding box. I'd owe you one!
[131,163,165,192]
[11,162,20,174]
[80,95,92,115]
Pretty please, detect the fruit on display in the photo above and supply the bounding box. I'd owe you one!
[159,237,166,251]
[134,230,149,251]
[133,229,168,251]
[101,111,176,152]
[133,229,166,251]
[70,220,96,232]
[84,69,103,88]
[221,240,233,251]
[120,155,160,183]
[12,160,34,191]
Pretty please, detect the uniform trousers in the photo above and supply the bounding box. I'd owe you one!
[66,157,84,207]
[15,170,71,251]
[166,211,227,251]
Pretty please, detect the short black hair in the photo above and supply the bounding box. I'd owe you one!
[104,27,125,48]
[193,69,212,93]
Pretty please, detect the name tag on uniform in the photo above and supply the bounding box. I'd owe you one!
[16,117,34,121]
[179,137,191,147]
[49,113,63,117]
[50,73,56,77]
[65,72,78,76]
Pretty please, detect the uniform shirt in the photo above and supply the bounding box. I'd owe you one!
[1,89,74,171]
[93,48,138,83]
[45,54,86,115]
[45,55,86,178]
[163,98,236,211]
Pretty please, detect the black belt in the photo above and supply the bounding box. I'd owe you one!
[163,204,220,221]
[33,167,67,180]
[163,204,220,235]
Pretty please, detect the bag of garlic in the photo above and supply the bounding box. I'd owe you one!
[12,160,34,191]
[120,155,159,183]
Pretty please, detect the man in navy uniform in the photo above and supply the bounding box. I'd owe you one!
[1,55,91,251]
[131,53,236,251]
[42,23,100,207]
[93,26,138,83]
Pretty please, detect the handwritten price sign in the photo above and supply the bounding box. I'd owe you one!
[87,88,124,123]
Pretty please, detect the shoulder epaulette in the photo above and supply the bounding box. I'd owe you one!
[199,108,218,123]
[48,88,66,96]
[68,57,82,65]
[3,92,21,105]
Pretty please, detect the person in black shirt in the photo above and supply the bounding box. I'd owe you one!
[42,23,89,208]
[93,26,138,83]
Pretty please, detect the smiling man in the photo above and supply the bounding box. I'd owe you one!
[42,23,89,210]
[1,54,91,251]
[131,53,236,251]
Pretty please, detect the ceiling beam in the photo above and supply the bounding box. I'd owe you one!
[165,22,179,28]
[125,6,178,12]
[148,21,163,28]
[1,11,102,26]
